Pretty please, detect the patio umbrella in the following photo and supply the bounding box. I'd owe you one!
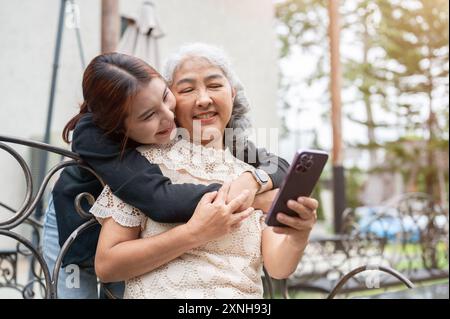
[117,1,164,69]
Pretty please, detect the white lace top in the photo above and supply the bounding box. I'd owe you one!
[90,138,266,299]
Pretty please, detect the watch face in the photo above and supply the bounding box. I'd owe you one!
[256,169,269,184]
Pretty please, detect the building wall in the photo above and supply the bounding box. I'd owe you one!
[0,0,279,244]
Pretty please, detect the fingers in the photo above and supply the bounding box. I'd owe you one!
[297,197,319,211]
[276,212,315,231]
[199,191,218,205]
[215,182,231,205]
[227,189,250,212]
[288,196,317,222]
[287,200,313,220]
[231,207,255,225]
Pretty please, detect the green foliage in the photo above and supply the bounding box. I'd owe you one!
[275,0,449,205]
[345,166,365,209]
[275,0,329,58]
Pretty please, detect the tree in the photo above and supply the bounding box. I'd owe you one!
[376,0,449,204]
[275,0,329,111]
[275,0,449,207]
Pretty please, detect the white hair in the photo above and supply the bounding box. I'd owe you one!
[162,43,252,135]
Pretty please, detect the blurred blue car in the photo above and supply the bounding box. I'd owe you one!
[354,206,447,243]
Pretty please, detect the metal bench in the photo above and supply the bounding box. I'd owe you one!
[283,193,449,298]
[0,135,104,298]
[0,135,278,299]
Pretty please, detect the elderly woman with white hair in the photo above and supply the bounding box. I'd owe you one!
[89,43,319,299]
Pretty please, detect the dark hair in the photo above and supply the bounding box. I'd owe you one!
[63,52,162,150]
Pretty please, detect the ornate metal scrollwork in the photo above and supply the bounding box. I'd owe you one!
[286,192,449,298]
[0,135,103,299]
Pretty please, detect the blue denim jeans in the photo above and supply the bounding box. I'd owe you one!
[42,194,124,299]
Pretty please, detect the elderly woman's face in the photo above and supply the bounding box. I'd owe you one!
[170,57,235,145]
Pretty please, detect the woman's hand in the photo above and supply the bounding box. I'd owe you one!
[226,172,259,211]
[260,197,319,279]
[253,188,279,213]
[272,197,318,250]
[185,182,255,245]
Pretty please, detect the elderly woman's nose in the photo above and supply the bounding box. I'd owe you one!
[196,89,213,107]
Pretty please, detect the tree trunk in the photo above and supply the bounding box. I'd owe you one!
[329,0,346,233]
[329,0,343,167]
[101,0,120,53]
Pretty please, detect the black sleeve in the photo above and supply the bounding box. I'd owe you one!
[72,113,220,223]
[243,140,290,189]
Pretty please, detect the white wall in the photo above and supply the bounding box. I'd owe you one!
[0,0,279,242]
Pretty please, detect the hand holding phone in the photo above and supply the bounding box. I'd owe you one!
[265,149,328,227]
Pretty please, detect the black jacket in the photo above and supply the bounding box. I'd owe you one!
[52,113,289,266]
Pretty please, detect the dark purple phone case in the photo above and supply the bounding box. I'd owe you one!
[265,149,329,227]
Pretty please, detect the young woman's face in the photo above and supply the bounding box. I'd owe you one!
[125,78,176,145]
[170,57,236,144]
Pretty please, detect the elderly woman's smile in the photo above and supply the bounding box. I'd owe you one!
[193,111,218,123]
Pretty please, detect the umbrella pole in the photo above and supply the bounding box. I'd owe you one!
[27,0,67,293]
[37,0,67,217]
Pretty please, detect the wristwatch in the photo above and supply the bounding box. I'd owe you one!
[248,168,270,194]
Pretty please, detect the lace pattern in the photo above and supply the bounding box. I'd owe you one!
[90,185,146,229]
[137,138,252,183]
[91,138,266,298]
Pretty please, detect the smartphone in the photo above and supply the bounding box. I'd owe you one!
[265,149,329,227]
